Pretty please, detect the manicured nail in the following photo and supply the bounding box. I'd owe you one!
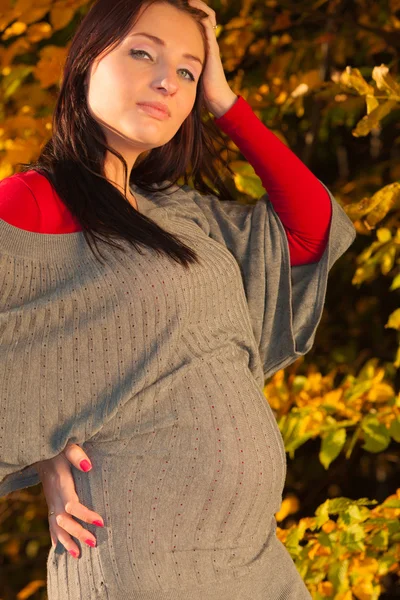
[92,520,104,528]
[69,549,78,558]
[85,538,96,547]
[80,459,92,472]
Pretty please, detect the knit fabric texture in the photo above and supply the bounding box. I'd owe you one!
[0,179,356,599]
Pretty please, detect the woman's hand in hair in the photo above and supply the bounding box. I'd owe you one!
[188,0,238,117]
[34,444,104,558]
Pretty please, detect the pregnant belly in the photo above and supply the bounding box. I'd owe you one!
[77,361,287,590]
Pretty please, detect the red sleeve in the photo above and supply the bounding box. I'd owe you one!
[0,172,82,233]
[0,175,42,231]
[214,95,332,266]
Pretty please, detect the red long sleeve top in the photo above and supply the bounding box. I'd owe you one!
[0,95,332,266]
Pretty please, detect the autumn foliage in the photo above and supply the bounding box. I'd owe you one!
[0,0,400,598]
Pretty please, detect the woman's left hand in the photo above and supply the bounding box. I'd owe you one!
[188,0,238,118]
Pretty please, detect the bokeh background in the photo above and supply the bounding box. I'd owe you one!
[0,0,400,598]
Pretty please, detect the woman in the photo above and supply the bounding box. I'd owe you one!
[0,0,356,598]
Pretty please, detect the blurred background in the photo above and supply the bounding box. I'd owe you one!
[0,0,399,598]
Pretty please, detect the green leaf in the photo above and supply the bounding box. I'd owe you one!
[386,519,400,535]
[285,432,315,453]
[389,417,400,442]
[378,554,398,575]
[315,500,330,528]
[340,505,362,526]
[343,380,372,402]
[325,497,376,515]
[328,559,350,592]
[361,416,390,453]
[284,528,302,556]
[230,160,266,199]
[319,428,346,469]
[1,66,34,100]
[339,523,366,551]
[317,531,335,548]
[292,375,308,393]
[382,498,400,509]
[370,528,389,550]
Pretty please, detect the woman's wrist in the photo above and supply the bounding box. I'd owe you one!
[33,459,50,479]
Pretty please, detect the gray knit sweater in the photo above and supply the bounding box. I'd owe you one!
[0,180,356,599]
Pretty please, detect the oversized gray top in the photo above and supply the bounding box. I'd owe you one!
[0,180,356,599]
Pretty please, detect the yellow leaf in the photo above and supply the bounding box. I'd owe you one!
[0,161,14,179]
[307,540,320,560]
[394,345,400,369]
[13,0,51,25]
[50,6,76,31]
[4,137,38,165]
[385,308,400,331]
[365,182,400,227]
[372,64,400,98]
[351,579,380,600]
[366,94,379,114]
[353,100,398,137]
[17,580,46,599]
[26,21,53,44]
[340,66,374,95]
[2,21,27,40]
[224,16,251,30]
[390,273,400,291]
[275,90,288,105]
[324,389,343,407]
[345,190,386,220]
[32,45,67,88]
[335,591,353,600]
[380,246,397,275]
[352,262,377,285]
[318,581,334,597]
[275,495,300,522]
[0,37,32,68]
[350,556,379,576]
[376,227,392,243]
[322,519,336,534]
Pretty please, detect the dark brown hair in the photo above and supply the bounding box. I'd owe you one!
[17,0,236,267]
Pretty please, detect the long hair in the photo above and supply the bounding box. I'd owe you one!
[17,0,237,267]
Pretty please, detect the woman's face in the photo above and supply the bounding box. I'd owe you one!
[86,2,205,159]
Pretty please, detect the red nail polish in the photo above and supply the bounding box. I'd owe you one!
[92,520,104,527]
[85,539,96,547]
[69,549,78,558]
[80,459,92,472]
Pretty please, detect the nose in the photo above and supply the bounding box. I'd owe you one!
[152,65,180,94]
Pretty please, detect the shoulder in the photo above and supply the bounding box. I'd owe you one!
[0,170,81,233]
[0,170,46,230]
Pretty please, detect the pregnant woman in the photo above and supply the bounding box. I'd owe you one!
[0,0,356,598]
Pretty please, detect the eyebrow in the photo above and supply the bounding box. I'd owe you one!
[127,32,204,67]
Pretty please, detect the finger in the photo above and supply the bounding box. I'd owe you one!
[53,512,98,554]
[41,455,105,528]
[63,443,93,472]
[188,0,216,17]
[51,522,81,558]
[64,499,104,528]
[50,530,58,548]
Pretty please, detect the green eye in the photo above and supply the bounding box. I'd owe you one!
[129,49,195,82]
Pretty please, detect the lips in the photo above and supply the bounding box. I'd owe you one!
[136,103,171,120]
[137,102,170,116]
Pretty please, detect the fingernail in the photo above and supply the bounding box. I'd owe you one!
[69,549,78,558]
[80,459,92,472]
[92,520,104,528]
[85,538,96,548]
